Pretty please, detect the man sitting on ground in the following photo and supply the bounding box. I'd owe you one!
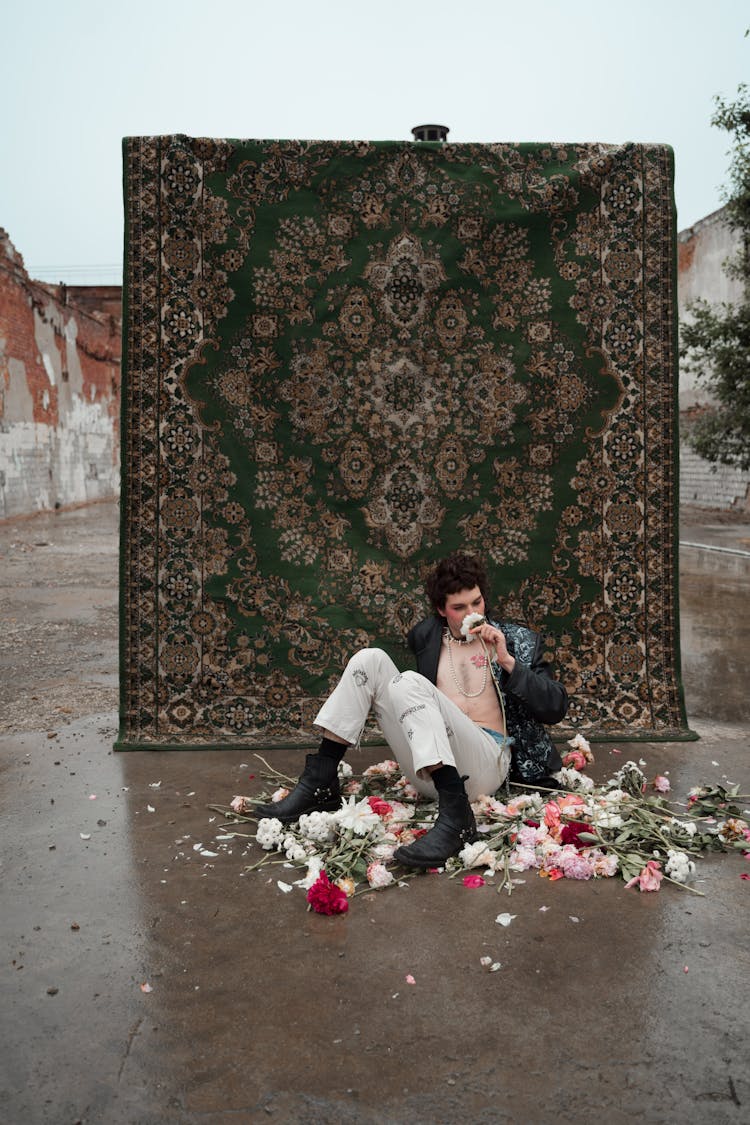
[255,552,569,868]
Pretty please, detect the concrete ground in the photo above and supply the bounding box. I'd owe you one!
[1,501,749,1125]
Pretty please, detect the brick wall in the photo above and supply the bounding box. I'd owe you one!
[0,230,121,519]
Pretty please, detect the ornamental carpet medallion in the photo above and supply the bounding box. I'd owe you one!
[118,137,692,749]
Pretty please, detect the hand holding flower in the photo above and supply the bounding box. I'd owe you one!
[462,614,515,672]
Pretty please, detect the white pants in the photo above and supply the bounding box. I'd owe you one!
[314,648,510,801]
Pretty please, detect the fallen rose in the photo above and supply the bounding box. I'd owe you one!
[367,796,394,818]
[562,749,588,771]
[653,775,671,794]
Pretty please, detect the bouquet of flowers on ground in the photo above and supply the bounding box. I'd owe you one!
[214,741,750,915]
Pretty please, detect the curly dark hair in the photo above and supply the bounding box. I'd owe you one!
[424,552,491,615]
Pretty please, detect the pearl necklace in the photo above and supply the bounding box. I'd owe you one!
[443,628,488,698]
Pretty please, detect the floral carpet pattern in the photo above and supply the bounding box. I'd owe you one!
[119,136,689,748]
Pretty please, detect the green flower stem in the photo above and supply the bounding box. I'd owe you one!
[252,752,298,785]
[206,803,259,825]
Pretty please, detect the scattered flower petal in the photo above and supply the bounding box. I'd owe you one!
[147,805,155,813]
[462,874,486,888]
[495,913,517,927]
[277,881,294,893]
[569,916,580,923]
[140,983,153,993]
[79,833,91,841]
[405,974,416,985]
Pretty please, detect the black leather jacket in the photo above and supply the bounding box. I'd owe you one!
[407,614,568,780]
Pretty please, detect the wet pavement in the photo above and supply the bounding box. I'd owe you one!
[1,502,749,1124]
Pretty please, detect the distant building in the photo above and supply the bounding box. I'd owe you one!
[677,206,749,510]
[0,229,121,519]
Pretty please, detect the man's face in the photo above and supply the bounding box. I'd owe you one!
[440,586,485,637]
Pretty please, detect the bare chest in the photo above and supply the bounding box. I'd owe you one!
[437,640,490,697]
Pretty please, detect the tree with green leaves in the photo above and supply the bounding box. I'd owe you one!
[680,80,750,472]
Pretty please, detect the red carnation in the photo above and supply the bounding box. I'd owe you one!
[306,871,349,916]
[367,796,394,817]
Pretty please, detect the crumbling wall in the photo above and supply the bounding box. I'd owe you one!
[0,230,121,519]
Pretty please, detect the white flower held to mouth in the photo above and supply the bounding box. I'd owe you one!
[460,612,486,642]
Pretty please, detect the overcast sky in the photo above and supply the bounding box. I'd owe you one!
[2,0,747,284]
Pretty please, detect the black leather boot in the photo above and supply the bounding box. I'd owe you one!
[254,754,341,823]
[392,787,478,869]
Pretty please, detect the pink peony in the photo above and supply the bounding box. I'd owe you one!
[363,759,400,778]
[271,787,290,803]
[558,848,595,880]
[508,846,539,871]
[625,860,663,892]
[306,871,349,915]
[517,823,547,848]
[589,850,619,877]
[652,775,670,794]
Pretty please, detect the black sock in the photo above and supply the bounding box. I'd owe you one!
[318,736,348,762]
[430,764,465,793]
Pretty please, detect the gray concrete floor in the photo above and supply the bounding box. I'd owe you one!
[1,502,749,1124]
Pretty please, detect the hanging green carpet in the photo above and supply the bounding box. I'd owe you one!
[118,137,691,749]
